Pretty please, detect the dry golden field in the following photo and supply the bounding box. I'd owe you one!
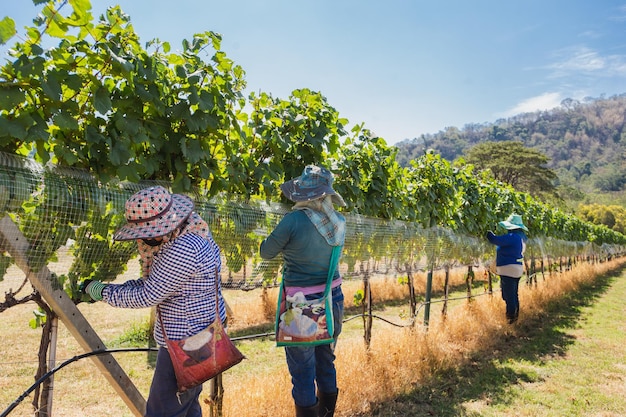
[1,257,624,417]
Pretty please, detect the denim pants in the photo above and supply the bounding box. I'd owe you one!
[500,275,521,321]
[145,347,203,417]
[285,286,344,408]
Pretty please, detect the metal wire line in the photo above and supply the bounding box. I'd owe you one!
[0,289,493,416]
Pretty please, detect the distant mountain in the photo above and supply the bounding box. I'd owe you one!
[394,94,626,206]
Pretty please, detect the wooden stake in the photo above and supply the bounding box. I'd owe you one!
[0,216,146,416]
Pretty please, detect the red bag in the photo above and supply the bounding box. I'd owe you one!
[158,273,245,392]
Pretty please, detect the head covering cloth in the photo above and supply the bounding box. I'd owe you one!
[113,185,212,277]
[282,166,346,246]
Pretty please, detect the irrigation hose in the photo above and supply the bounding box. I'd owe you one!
[343,291,494,328]
[1,296,490,416]
[0,347,161,417]
[0,328,283,417]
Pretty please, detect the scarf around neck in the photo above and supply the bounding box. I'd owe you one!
[293,195,346,246]
[137,211,211,278]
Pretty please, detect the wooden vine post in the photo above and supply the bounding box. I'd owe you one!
[406,263,417,319]
[423,224,437,328]
[465,265,474,301]
[441,265,450,317]
[423,267,433,327]
[361,262,373,349]
[0,216,146,416]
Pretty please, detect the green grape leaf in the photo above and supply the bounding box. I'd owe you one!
[0,16,16,45]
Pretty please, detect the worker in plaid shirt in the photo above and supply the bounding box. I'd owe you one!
[83,185,226,417]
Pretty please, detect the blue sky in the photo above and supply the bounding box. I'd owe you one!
[3,1,626,145]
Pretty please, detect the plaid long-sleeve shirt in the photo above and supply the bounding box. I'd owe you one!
[102,233,227,347]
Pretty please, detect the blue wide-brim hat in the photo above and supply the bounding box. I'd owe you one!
[498,214,528,232]
[280,165,346,206]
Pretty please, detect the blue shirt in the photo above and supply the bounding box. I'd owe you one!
[260,210,340,287]
[486,229,528,278]
[102,233,227,347]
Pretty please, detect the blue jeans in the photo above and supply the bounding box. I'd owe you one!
[500,275,520,322]
[285,286,344,408]
[145,347,203,417]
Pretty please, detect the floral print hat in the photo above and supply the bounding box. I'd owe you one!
[113,185,195,241]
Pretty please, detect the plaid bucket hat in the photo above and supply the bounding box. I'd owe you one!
[113,186,195,241]
[280,165,346,206]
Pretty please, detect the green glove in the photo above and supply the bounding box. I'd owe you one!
[82,280,107,301]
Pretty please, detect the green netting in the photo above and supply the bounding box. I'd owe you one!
[0,152,620,293]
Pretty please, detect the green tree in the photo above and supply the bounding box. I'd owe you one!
[462,141,559,202]
[578,203,626,234]
[0,0,246,193]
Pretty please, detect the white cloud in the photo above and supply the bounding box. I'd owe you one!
[605,55,626,75]
[547,45,626,77]
[578,30,602,40]
[499,92,563,118]
[549,46,605,74]
[609,4,626,21]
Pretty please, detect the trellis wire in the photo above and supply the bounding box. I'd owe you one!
[0,151,621,293]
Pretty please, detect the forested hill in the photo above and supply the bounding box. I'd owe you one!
[394,94,626,200]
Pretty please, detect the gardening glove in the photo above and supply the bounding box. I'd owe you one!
[79,279,107,301]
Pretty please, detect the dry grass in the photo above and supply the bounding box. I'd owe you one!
[216,260,626,416]
[224,267,470,331]
[1,259,624,416]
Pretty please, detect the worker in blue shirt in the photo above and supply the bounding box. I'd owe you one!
[486,214,528,324]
